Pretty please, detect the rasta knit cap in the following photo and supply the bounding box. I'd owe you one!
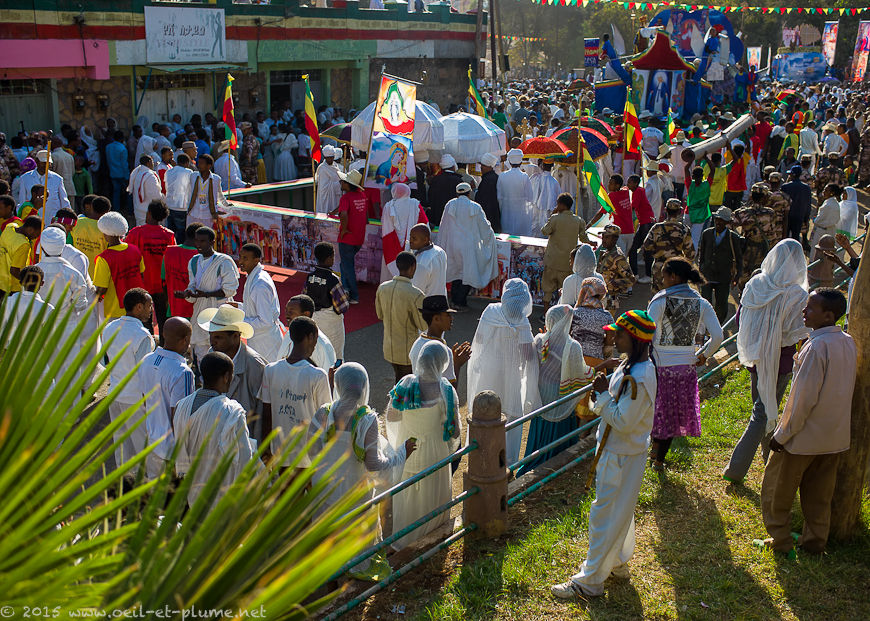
[603,310,656,342]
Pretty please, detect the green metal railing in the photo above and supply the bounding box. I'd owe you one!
[509,416,601,472]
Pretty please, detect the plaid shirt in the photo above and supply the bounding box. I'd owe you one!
[304,266,350,315]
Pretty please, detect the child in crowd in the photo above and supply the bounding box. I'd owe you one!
[302,242,349,361]
[686,166,711,250]
[72,155,93,212]
[408,294,471,388]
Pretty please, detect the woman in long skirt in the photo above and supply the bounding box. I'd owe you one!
[646,257,723,470]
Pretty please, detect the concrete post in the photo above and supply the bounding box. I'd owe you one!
[463,390,508,538]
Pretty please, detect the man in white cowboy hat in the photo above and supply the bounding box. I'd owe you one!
[314,145,342,215]
[497,147,535,237]
[179,225,240,365]
[214,141,248,192]
[103,287,155,471]
[197,303,267,439]
[17,150,70,223]
[334,168,369,304]
[236,242,282,362]
[643,159,665,221]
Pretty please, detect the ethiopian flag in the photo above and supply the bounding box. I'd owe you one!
[303,74,322,163]
[666,109,678,145]
[221,74,237,150]
[468,67,490,119]
[582,139,613,214]
[623,94,642,155]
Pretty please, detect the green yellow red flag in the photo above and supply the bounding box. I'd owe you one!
[303,74,322,163]
[221,74,237,150]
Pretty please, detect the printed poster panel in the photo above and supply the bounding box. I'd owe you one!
[851,21,870,82]
[822,21,839,67]
[144,6,226,63]
[217,206,283,266]
[746,47,762,71]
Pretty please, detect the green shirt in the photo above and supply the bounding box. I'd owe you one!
[687,181,711,224]
[491,112,508,131]
[73,169,93,197]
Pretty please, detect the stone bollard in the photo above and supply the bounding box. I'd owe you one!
[463,390,508,538]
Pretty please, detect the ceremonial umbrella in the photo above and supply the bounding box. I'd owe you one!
[578,116,615,138]
[319,122,352,145]
[776,89,797,101]
[350,100,444,151]
[519,135,573,159]
[551,126,610,162]
[440,112,507,162]
[567,78,591,91]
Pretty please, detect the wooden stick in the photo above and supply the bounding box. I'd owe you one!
[583,424,610,494]
[36,130,53,263]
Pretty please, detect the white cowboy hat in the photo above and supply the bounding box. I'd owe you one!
[197,304,254,339]
[339,169,364,189]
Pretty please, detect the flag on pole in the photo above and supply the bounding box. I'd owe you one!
[468,67,490,119]
[666,109,678,144]
[221,74,237,150]
[581,139,613,214]
[623,93,642,155]
[303,74,322,163]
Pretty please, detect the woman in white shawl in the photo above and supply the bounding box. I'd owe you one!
[273,132,298,181]
[559,244,605,306]
[723,239,809,484]
[134,135,158,167]
[837,186,859,240]
[309,362,409,578]
[381,182,425,278]
[518,304,595,476]
[386,341,461,551]
[467,278,541,466]
[79,126,100,174]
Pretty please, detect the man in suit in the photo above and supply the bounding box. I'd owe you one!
[698,207,743,323]
[198,304,268,440]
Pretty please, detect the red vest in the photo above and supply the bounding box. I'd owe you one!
[98,245,145,304]
[163,245,197,317]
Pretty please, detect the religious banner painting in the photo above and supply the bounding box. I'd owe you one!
[584,39,600,67]
[852,20,870,82]
[746,46,762,71]
[217,207,283,266]
[366,75,418,189]
[669,72,686,116]
[822,21,839,67]
[646,71,671,117]
[366,134,417,190]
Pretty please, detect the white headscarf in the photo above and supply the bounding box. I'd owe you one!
[79,126,100,173]
[838,186,859,239]
[134,135,157,166]
[331,362,370,423]
[737,239,809,432]
[535,304,592,422]
[559,244,605,306]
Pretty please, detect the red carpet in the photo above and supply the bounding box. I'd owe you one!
[236,265,381,334]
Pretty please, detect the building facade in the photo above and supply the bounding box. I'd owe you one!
[0,0,482,134]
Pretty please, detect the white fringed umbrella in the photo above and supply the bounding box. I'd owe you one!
[350,100,444,151]
[440,112,507,162]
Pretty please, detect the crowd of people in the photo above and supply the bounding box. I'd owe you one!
[0,77,865,599]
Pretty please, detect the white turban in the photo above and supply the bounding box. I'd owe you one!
[97,212,129,237]
[391,182,411,199]
[440,154,456,169]
[39,226,66,256]
[322,145,335,158]
[480,153,499,168]
[507,148,523,165]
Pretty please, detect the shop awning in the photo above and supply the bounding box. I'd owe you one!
[147,63,248,73]
[0,39,109,80]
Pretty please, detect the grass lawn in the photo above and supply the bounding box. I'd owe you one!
[348,368,870,620]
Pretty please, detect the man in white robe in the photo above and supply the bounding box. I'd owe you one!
[314,145,343,215]
[179,226,240,364]
[17,150,70,222]
[1,266,54,350]
[408,223,448,298]
[215,144,249,192]
[436,183,499,309]
[237,242,282,362]
[530,162,561,236]
[187,154,230,229]
[173,351,256,509]
[497,148,535,237]
[102,287,155,470]
[466,279,540,465]
[127,155,163,227]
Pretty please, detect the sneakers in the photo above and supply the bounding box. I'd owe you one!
[637,275,652,284]
[551,581,584,600]
[349,299,359,305]
[610,563,630,579]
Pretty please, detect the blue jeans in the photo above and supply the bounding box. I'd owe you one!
[338,242,360,301]
[723,370,791,482]
[167,210,188,244]
[111,177,126,213]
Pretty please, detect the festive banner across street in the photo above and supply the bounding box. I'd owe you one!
[527,0,870,16]
[822,21,839,67]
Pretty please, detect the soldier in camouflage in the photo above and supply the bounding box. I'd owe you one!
[766,172,791,243]
[596,224,636,314]
[641,199,695,293]
[732,183,777,289]
[814,152,847,202]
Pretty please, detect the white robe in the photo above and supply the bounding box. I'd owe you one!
[436,195,499,289]
[215,153,246,191]
[315,162,342,214]
[496,167,535,237]
[240,263,282,362]
[1,291,54,350]
[173,392,255,509]
[35,255,88,349]
[127,165,163,227]
[530,171,561,237]
[274,134,298,181]
[186,252,240,361]
[381,195,422,279]
[16,170,70,222]
[187,172,229,228]
[411,244,448,297]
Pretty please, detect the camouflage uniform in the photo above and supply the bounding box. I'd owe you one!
[641,219,695,292]
[814,164,847,201]
[767,189,791,243]
[596,245,635,314]
[858,127,870,185]
[732,202,776,288]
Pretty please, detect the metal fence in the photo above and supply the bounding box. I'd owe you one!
[322,232,863,618]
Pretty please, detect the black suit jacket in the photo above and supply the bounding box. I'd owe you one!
[698,227,743,284]
[475,170,501,233]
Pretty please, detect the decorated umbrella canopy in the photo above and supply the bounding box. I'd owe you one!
[319,122,352,145]
[551,126,609,162]
[440,112,507,162]
[775,89,797,101]
[519,136,573,159]
[567,78,591,92]
[578,116,615,138]
[350,100,444,151]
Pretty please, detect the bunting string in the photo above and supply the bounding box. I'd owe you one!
[499,35,547,42]
[528,0,870,16]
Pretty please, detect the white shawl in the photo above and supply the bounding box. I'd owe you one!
[535,305,593,422]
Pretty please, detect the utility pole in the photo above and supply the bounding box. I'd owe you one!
[475,0,484,73]
[490,0,498,97]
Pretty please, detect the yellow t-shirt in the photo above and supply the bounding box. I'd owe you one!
[93,243,146,319]
[71,216,107,279]
[0,223,33,293]
[702,162,729,206]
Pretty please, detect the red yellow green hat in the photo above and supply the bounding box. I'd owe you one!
[603,310,656,342]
